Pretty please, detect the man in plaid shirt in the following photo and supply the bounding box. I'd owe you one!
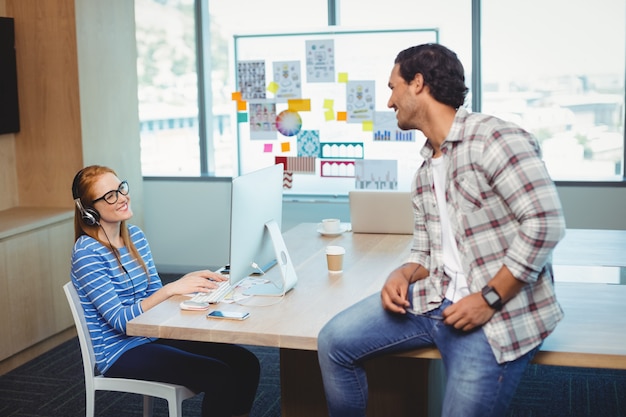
[318,43,566,417]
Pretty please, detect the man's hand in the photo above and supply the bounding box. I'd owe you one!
[380,263,428,314]
[441,292,495,331]
[381,271,411,314]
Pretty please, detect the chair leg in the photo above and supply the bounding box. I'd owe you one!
[85,389,95,417]
[168,397,184,417]
[142,395,154,417]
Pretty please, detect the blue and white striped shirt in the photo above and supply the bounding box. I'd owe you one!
[71,224,162,373]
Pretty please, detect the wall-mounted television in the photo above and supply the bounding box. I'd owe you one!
[0,17,20,135]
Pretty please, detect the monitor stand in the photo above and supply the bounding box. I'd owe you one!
[243,219,298,296]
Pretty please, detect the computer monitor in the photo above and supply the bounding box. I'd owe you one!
[228,163,297,296]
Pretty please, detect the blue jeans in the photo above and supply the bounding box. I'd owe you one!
[317,293,540,417]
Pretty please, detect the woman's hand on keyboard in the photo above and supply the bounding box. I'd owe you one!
[165,270,228,297]
[141,270,227,312]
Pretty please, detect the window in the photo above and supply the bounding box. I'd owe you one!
[135,0,327,177]
[136,0,626,184]
[135,0,200,176]
[482,0,625,180]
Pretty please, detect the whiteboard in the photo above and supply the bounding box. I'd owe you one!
[233,28,439,196]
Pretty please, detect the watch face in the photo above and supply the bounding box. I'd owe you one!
[484,290,499,304]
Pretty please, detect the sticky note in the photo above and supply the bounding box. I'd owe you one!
[336,111,347,121]
[338,72,349,83]
[323,99,334,109]
[288,99,311,112]
[324,109,335,121]
[231,92,242,101]
[237,112,248,123]
[267,81,279,94]
[281,142,291,152]
[264,143,273,153]
[362,120,374,131]
[237,100,247,111]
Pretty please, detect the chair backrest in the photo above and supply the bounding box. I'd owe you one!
[63,282,99,387]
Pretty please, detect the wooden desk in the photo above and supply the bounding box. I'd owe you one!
[127,224,626,416]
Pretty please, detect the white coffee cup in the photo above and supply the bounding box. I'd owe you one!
[325,245,345,273]
[321,218,341,233]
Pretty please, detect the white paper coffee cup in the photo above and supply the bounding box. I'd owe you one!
[325,245,345,273]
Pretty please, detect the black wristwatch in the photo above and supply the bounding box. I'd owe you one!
[481,285,503,311]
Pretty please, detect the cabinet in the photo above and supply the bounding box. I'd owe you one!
[0,208,74,361]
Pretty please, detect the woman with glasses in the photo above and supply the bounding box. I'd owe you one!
[70,165,260,417]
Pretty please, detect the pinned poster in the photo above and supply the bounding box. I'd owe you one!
[373,111,416,142]
[297,130,320,157]
[320,160,356,178]
[305,39,335,83]
[238,60,267,100]
[346,80,375,123]
[273,61,302,101]
[249,102,277,140]
[354,159,398,190]
[276,156,316,174]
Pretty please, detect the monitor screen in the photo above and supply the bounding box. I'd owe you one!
[228,163,284,288]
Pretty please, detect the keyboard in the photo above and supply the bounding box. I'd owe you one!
[190,280,233,304]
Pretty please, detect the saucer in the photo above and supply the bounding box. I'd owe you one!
[317,223,349,236]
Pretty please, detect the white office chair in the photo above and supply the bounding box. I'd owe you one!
[63,282,195,417]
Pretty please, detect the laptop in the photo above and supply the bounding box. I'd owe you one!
[349,190,414,234]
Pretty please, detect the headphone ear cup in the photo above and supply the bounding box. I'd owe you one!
[81,207,100,226]
[75,198,100,226]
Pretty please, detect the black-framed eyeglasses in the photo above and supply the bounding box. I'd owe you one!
[92,181,129,205]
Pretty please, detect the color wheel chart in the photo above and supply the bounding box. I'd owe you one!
[276,110,302,137]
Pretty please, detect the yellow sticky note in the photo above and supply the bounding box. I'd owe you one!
[231,91,242,101]
[237,100,247,111]
[267,81,279,94]
[362,120,374,131]
[324,109,335,121]
[281,142,291,152]
[288,99,311,112]
[338,72,349,83]
[323,99,334,109]
[336,111,347,121]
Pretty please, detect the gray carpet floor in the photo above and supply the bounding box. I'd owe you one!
[1,336,626,416]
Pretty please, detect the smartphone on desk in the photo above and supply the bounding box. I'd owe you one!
[207,310,250,320]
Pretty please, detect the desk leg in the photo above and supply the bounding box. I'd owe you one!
[280,349,430,417]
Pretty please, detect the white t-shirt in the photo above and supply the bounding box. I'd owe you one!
[432,155,470,302]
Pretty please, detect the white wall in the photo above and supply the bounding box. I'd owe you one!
[144,179,626,272]
[75,0,145,227]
